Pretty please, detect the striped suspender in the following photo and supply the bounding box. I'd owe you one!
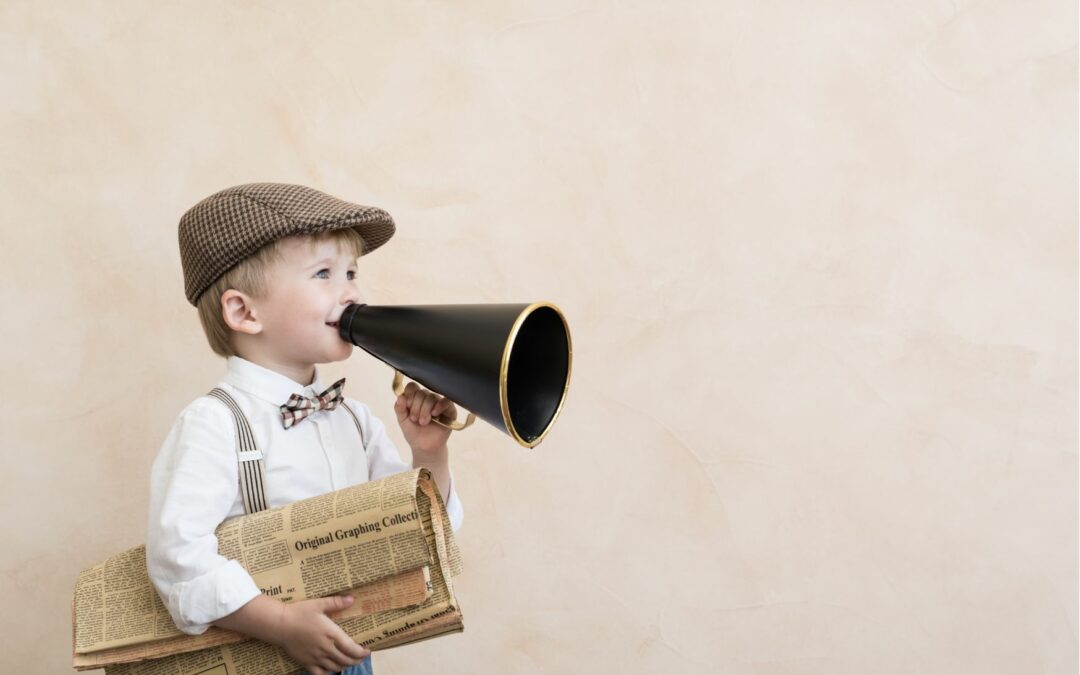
[340,402,368,450]
[207,388,269,515]
[206,390,369,516]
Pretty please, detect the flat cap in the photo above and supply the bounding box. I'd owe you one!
[178,182,395,305]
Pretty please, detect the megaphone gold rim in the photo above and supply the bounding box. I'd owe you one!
[499,301,573,448]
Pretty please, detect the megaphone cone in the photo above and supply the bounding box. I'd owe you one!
[338,302,572,448]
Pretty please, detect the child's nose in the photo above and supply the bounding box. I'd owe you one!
[340,286,362,305]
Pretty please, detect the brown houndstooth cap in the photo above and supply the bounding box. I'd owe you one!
[178,182,395,305]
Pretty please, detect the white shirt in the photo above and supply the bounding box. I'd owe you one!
[146,356,463,635]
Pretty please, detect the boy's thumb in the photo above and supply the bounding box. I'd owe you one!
[321,594,354,613]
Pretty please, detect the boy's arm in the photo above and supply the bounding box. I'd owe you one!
[393,385,460,523]
[146,400,262,635]
[213,593,370,675]
[411,443,452,505]
[351,399,464,531]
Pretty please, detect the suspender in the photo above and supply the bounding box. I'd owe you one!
[206,388,367,515]
[208,388,269,515]
[340,401,368,449]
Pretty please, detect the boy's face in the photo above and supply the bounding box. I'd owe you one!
[250,235,362,370]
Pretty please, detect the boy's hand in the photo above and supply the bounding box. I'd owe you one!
[275,595,370,675]
[394,381,456,458]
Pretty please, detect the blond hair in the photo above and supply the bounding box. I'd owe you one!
[195,229,366,358]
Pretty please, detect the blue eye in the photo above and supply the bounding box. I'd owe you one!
[347,270,356,280]
[315,269,330,279]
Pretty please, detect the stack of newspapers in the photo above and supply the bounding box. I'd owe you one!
[71,469,463,675]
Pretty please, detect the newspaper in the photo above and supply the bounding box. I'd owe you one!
[71,568,431,670]
[72,469,463,673]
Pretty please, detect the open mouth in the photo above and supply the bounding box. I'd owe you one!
[326,321,339,328]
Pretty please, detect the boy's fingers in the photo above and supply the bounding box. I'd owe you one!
[410,390,430,422]
[395,396,413,425]
[432,397,457,420]
[401,386,455,425]
[324,642,354,671]
[318,657,341,673]
[330,630,369,663]
[336,636,370,660]
[418,392,438,424]
[320,594,353,614]
[440,399,458,421]
[409,386,426,416]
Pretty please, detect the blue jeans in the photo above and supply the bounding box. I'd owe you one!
[303,656,372,675]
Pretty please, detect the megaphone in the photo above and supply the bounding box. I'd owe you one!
[338,302,572,448]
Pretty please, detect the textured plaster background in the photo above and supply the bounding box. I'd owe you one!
[1,1,1077,673]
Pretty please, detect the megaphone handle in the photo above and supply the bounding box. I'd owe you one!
[392,370,477,431]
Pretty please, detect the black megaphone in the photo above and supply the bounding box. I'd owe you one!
[338,302,572,448]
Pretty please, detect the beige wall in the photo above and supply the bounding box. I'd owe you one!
[2,2,1076,673]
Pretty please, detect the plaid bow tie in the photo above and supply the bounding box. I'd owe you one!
[280,377,346,429]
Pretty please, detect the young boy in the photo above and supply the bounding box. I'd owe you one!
[146,182,463,675]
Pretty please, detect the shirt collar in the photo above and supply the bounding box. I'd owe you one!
[223,356,327,405]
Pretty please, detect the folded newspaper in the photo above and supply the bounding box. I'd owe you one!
[72,469,463,674]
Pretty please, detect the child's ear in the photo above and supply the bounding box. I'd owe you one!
[221,290,262,335]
